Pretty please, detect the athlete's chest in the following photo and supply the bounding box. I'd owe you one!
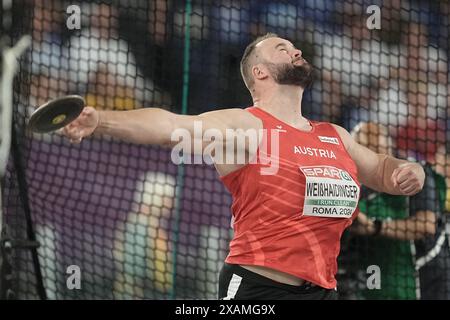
[276,130,350,167]
[256,130,361,219]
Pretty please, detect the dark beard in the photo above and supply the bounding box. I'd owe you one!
[265,60,314,88]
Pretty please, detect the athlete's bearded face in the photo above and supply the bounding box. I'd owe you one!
[254,37,314,88]
[264,58,314,88]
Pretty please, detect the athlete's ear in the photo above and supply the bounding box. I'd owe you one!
[252,64,269,81]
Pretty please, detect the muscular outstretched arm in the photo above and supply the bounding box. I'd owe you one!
[62,106,259,148]
[332,124,425,196]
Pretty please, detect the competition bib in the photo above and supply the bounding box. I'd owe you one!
[300,165,360,218]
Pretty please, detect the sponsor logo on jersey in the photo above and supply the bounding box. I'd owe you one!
[318,136,339,145]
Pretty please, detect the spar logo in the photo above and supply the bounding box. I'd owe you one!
[300,166,353,181]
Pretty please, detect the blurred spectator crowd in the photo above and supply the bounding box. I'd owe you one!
[28,0,450,169]
[22,0,450,299]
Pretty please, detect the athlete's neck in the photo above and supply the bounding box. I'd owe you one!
[253,85,309,130]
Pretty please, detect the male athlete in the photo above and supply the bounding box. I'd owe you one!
[62,33,425,300]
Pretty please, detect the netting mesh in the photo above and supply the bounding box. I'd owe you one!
[2,0,450,299]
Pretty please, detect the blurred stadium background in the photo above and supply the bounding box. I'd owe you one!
[1,0,449,299]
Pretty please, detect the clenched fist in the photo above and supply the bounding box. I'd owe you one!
[391,162,425,196]
[61,106,99,144]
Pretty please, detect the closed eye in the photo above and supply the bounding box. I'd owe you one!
[275,43,289,52]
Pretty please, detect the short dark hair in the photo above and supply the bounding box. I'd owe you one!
[240,33,279,90]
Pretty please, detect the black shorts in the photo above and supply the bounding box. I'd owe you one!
[218,263,338,300]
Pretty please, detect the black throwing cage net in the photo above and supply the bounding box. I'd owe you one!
[2,0,450,299]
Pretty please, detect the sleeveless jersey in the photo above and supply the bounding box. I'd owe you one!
[220,107,361,289]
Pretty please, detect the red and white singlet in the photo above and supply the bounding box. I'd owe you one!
[221,107,361,289]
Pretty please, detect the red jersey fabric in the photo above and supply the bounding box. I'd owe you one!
[220,107,361,289]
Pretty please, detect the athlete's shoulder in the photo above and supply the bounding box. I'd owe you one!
[199,107,262,130]
[328,123,353,151]
[329,123,349,134]
[313,121,350,136]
